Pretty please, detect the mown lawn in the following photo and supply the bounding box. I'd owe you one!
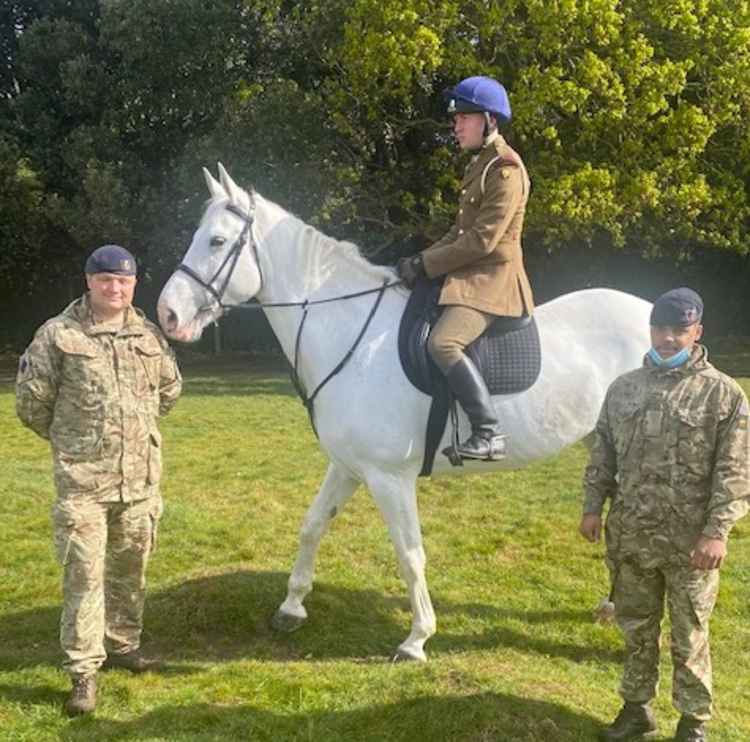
[1,353,748,741]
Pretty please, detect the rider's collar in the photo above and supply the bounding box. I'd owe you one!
[483,130,500,148]
[468,131,503,157]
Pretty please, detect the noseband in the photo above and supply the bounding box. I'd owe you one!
[176,203,260,311]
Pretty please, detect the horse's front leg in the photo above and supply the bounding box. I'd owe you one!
[272,462,359,632]
[366,469,436,662]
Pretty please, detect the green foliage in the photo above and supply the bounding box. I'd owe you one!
[2,0,750,343]
[0,136,45,292]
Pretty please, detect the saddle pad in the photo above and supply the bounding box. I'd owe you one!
[398,278,542,477]
[398,278,542,397]
[467,315,541,395]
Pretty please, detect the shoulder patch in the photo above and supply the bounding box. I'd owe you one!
[17,352,33,382]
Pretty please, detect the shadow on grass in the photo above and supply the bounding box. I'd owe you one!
[175,352,301,398]
[0,681,66,707]
[181,374,298,398]
[57,692,605,742]
[0,571,622,674]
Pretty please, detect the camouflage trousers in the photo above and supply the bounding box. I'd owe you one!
[611,556,719,721]
[52,495,162,677]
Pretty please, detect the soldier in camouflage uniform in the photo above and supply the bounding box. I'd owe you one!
[16,245,182,716]
[580,288,749,742]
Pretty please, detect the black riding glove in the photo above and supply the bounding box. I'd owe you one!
[396,254,426,289]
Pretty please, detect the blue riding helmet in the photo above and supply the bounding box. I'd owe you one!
[445,76,511,122]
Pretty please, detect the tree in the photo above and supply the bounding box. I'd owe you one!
[2,0,750,346]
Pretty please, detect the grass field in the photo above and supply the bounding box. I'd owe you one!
[1,352,748,741]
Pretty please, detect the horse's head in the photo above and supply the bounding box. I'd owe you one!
[158,164,263,343]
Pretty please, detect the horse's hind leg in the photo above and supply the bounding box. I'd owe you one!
[272,462,359,633]
[366,470,436,662]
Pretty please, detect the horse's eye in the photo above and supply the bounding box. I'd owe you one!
[210,236,226,248]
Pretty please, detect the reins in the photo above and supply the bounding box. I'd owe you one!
[176,200,403,433]
[287,278,392,434]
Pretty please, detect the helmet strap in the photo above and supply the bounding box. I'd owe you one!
[483,113,498,144]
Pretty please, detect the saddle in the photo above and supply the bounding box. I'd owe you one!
[398,278,542,475]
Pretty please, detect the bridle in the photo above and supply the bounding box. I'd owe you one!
[175,202,260,312]
[173,200,403,432]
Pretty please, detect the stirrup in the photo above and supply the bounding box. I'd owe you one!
[461,433,508,461]
[443,433,508,463]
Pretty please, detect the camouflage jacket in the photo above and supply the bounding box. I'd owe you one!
[583,345,749,561]
[16,295,182,502]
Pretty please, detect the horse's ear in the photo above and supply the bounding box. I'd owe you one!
[203,167,224,199]
[217,162,241,204]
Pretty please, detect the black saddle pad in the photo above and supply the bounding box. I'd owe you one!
[398,278,542,397]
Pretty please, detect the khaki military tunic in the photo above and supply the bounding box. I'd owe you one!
[421,133,534,317]
[583,345,749,720]
[16,295,182,502]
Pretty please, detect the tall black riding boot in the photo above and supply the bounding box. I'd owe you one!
[442,356,506,460]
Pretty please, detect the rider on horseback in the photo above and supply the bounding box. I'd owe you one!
[397,76,535,461]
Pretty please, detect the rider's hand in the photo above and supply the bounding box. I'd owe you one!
[396,254,425,289]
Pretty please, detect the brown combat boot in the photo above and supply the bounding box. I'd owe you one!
[102,648,160,673]
[65,674,97,716]
[599,702,658,741]
[675,715,707,741]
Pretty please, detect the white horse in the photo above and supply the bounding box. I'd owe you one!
[158,164,651,661]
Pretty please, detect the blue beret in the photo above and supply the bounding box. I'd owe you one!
[650,287,703,326]
[85,244,137,276]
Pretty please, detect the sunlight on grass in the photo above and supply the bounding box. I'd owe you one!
[1,360,748,741]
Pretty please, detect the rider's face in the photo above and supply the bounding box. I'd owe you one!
[650,323,703,358]
[453,112,487,150]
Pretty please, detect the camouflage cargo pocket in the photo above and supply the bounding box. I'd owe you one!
[149,497,163,553]
[49,336,104,459]
[133,337,162,398]
[683,568,719,628]
[52,500,105,566]
[676,409,715,480]
[604,500,623,557]
[147,430,162,484]
[611,407,641,461]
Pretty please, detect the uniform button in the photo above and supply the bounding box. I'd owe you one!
[458,229,464,235]
[459,209,463,215]
[470,197,475,203]
[461,189,467,195]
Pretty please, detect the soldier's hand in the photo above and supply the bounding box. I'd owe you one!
[690,536,727,570]
[579,513,602,543]
[396,254,425,289]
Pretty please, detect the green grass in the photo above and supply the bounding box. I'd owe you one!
[1,353,748,741]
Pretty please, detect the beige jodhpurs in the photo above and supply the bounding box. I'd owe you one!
[427,305,496,374]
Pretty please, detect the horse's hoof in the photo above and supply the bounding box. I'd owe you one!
[270,609,307,633]
[391,648,427,663]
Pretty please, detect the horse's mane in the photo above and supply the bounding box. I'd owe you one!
[291,219,396,284]
[202,193,396,285]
